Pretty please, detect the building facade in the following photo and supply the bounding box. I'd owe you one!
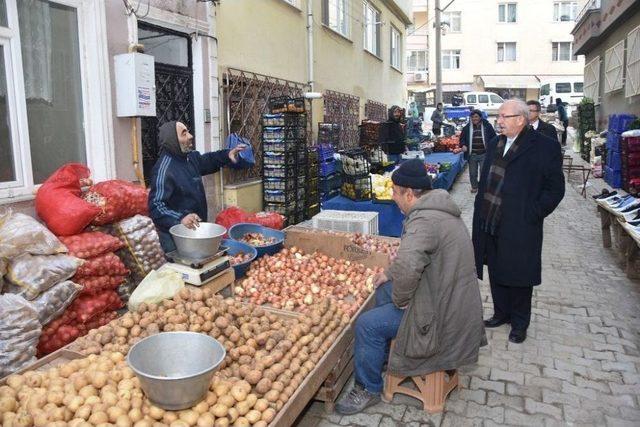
[572,0,640,129]
[425,0,586,104]
[405,0,430,113]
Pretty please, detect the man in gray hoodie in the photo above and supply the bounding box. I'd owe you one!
[336,159,487,415]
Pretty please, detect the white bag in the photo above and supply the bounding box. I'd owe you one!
[128,268,184,311]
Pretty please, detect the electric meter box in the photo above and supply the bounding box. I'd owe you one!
[114,52,156,117]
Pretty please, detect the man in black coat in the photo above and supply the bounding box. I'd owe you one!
[526,100,559,143]
[459,110,497,193]
[472,99,565,344]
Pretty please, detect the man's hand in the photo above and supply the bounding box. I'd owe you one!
[461,145,468,152]
[181,213,201,229]
[373,272,389,288]
[229,144,248,164]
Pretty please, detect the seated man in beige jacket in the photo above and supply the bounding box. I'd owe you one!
[336,159,487,415]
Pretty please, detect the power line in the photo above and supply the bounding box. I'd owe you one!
[407,0,457,36]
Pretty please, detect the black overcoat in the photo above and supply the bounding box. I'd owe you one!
[472,127,565,287]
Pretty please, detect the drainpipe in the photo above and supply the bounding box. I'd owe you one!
[126,6,146,185]
[307,0,314,91]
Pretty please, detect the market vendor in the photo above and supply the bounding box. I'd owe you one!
[148,121,246,254]
[383,105,406,162]
[335,159,487,415]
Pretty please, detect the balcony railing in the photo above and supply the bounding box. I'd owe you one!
[576,0,601,25]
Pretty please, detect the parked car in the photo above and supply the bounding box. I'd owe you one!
[539,77,584,110]
[463,91,505,115]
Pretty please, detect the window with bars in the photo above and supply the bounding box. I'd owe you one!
[390,26,401,70]
[553,1,578,22]
[323,90,360,149]
[498,3,517,23]
[407,50,428,72]
[497,42,517,62]
[442,50,461,70]
[552,42,575,61]
[322,0,349,38]
[363,1,380,56]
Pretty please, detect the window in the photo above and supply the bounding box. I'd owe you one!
[478,94,489,104]
[282,0,301,8]
[584,56,600,103]
[498,3,517,23]
[390,26,401,70]
[626,25,640,98]
[490,94,504,103]
[497,42,517,62]
[323,0,349,38]
[574,82,583,93]
[555,83,572,93]
[604,40,625,93]
[1,0,112,199]
[407,50,427,71]
[363,1,380,56]
[442,11,461,32]
[553,2,578,22]
[541,84,550,96]
[466,94,477,104]
[442,50,461,70]
[552,42,574,61]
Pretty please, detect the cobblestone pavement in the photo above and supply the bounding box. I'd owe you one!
[296,151,640,426]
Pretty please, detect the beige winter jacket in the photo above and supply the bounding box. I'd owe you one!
[386,189,487,377]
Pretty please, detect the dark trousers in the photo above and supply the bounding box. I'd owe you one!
[468,153,486,189]
[561,120,569,145]
[489,282,533,331]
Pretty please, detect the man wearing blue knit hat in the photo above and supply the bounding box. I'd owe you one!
[336,159,486,415]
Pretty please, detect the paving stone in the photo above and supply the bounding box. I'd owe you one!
[541,388,581,406]
[442,398,467,416]
[562,381,598,400]
[364,401,407,419]
[457,388,486,404]
[554,359,588,376]
[524,398,562,420]
[486,391,524,411]
[490,368,524,385]
[469,377,505,394]
[605,415,640,427]
[583,349,617,361]
[503,408,552,426]
[505,383,542,400]
[542,367,574,382]
[524,374,562,391]
[466,401,504,423]
[602,361,638,373]
[338,412,382,426]
[441,413,482,427]
[401,406,443,425]
[574,375,612,393]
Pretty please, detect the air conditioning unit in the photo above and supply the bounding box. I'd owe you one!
[414,72,425,82]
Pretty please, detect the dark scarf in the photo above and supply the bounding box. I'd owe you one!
[480,127,528,235]
[158,121,185,158]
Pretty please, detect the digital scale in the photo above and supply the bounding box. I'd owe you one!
[160,249,231,286]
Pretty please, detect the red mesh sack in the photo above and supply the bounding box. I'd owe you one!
[76,275,127,295]
[215,207,251,235]
[68,290,123,323]
[35,164,101,236]
[59,231,124,259]
[79,311,118,334]
[37,323,82,356]
[84,180,149,225]
[74,252,129,278]
[248,211,285,230]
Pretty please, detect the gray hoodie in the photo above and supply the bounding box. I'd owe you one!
[386,189,487,376]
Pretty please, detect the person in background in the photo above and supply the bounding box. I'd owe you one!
[335,159,486,415]
[384,105,407,163]
[472,99,565,344]
[148,120,246,254]
[527,100,559,143]
[556,98,569,146]
[459,110,497,193]
[431,103,444,137]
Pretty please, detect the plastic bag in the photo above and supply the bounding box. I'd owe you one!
[249,211,285,230]
[128,268,184,311]
[84,180,149,225]
[0,294,42,377]
[76,274,127,295]
[59,231,124,259]
[115,215,166,279]
[5,253,82,300]
[74,252,129,278]
[31,280,82,326]
[35,163,101,236]
[0,209,67,258]
[215,207,251,233]
[226,133,255,169]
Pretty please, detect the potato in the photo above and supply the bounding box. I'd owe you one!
[6,375,24,390]
[261,407,276,423]
[230,384,248,402]
[134,420,153,427]
[265,389,280,403]
[211,403,229,418]
[196,412,215,427]
[129,407,144,422]
[179,409,199,426]
[148,405,165,420]
[235,400,251,416]
[88,412,109,424]
[170,421,190,427]
[253,421,268,427]
[205,392,218,406]
[254,398,269,412]
[219,394,236,408]
[214,418,230,427]
[213,382,231,397]
[0,396,17,413]
[75,404,92,420]
[233,417,250,427]
[228,407,239,423]
[255,378,272,395]
[192,400,209,415]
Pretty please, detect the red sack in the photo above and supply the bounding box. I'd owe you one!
[76,275,127,295]
[59,231,124,259]
[79,311,118,334]
[35,164,101,236]
[85,180,149,225]
[69,290,123,323]
[74,252,129,278]
[248,211,285,230]
[37,324,82,356]
[215,207,251,234]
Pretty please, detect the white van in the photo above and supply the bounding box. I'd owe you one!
[539,78,584,109]
[463,92,504,114]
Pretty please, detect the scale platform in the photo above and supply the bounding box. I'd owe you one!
[162,249,231,286]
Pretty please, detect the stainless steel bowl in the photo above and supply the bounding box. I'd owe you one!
[126,332,226,410]
[169,222,226,259]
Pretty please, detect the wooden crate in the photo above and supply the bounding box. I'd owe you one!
[0,348,84,385]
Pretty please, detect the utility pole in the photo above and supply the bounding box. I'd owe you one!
[434,0,442,105]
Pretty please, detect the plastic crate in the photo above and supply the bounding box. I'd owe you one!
[604,166,622,188]
[263,187,305,204]
[319,173,341,193]
[263,126,306,140]
[311,210,379,235]
[316,144,335,162]
[263,175,306,192]
[609,114,637,133]
[268,96,290,114]
[359,121,391,144]
[307,147,319,164]
[319,159,337,177]
[606,132,621,151]
[263,113,307,127]
[340,149,371,176]
[263,165,296,179]
[306,202,320,219]
[264,201,297,215]
[321,188,340,202]
[606,150,621,171]
[263,137,304,154]
[340,174,372,201]
[622,136,640,153]
[263,151,307,168]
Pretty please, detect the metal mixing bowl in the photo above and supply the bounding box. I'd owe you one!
[169,222,226,259]
[127,332,226,410]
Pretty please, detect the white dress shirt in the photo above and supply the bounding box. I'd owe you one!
[531,119,539,130]
[504,137,516,156]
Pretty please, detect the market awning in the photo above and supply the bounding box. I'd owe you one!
[478,75,541,89]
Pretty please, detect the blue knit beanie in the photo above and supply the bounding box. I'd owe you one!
[391,159,432,190]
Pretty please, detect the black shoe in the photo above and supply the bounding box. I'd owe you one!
[335,384,381,415]
[594,190,617,200]
[509,328,527,343]
[484,316,510,328]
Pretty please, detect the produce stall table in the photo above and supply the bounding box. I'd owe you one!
[321,196,404,237]
[596,202,640,279]
[423,152,466,191]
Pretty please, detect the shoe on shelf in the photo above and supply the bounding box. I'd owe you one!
[335,384,381,415]
[593,189,616,200]
[609,196,635,209]
[484,316,510,328]
[623,210,640,221]
[509,329,527,343]
[616,202,640,213]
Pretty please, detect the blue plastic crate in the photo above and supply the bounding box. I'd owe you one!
[606,132,621,151]
[604,166,622,188]
[606,150,621,171]
[319,173,342,193]
[316,144,335,162]
[319,159,337,177]
[609,114,638,133]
